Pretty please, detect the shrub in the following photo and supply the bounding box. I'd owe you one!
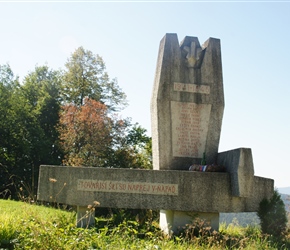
[258,190,288,237]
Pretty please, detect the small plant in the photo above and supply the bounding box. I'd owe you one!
[201,152,206,165]
[181,217,212,240]
[258,189,288,237]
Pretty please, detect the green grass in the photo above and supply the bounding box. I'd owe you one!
[0,199,289,249]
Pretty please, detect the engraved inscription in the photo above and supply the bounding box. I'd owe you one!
[171,101,211,158]
[77,180,178,196]
[174,82,210,94]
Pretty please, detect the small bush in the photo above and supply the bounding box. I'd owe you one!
[258,190,288,237]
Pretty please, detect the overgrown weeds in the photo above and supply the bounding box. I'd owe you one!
[178,217,290,249]
[1,199,290,249]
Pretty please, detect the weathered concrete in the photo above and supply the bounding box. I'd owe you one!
[76,206,95,228]
[160,211,219,235]
[151,34,224,170]
[38,165,273,213]
[217,148,255,197]
[149,34,274,233]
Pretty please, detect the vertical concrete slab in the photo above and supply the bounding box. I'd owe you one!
[160,210,219,235]
[151,34,225,234]
[151,34,181,171]
[151,34,224,171]
[217,148,254,197]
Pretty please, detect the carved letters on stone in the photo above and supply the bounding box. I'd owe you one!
[77,179,178,196]
[171,101,211,158]
[173,82,210,94]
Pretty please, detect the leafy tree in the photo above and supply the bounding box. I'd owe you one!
[58,98,152,169]
[0,49,151,200]
[0,64,44,198]
[21,66,63,166]
[0,65,64,199]
[59,47,152,169]
[0,65,22,197]
[0,64,18,88]
[257,190,288,237]
[20,66,65,197]
[58,97,113,167]
[62,47,127,111]
[109,124,152,169]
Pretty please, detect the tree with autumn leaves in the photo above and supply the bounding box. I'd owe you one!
[58,98,151,169]
[59,98,112,167]
[0,47,151,199]
[59,47,151,169]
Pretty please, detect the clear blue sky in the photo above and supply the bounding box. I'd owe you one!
[1,1,290,187]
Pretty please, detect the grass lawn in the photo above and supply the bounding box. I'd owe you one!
[0,199,289,249]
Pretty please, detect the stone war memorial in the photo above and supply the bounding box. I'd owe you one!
[38,34,274,234]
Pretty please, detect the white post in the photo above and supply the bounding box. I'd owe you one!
[76,206,95,228]
[160,210,219,235]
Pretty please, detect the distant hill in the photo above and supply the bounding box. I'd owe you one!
[220,193,290,226]
[281,193,290,211]
[278,186,290,195]
[220,212,259,226]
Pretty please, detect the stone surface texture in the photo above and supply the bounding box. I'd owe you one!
[151,34,224,170]
[217,148,255,197]
[38,165,273,213]
[160,211,220,235]
[76,206,95,228]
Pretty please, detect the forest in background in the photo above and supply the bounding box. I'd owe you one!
[0,47,152,200]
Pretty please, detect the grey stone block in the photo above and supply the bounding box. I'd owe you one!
[38,165,273,213]
[151,34,224,171]
[217,148,254,197]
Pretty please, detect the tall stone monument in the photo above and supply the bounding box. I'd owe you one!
[151,34,224,170]
[37,33,274,235]
[150,33,272,234]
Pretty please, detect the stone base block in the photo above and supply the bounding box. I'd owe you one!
[38,165,274,213]
[217,148,254,197]
[76,206,95,228]
[160,210,219,235]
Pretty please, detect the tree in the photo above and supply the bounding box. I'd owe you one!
[0,49,150,199]
[59,47,152,169]
[109,124,152,169]
[0,65,64,199]
[257,190,288,237]
[0,65,16,197]
[0,64,45,198]
[62,47,127,111]
[20,66,65,197]
[58,97,152,169]
[58,97,113,167]
[21,66,63,165]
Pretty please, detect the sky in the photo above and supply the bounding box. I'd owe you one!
[0,1,290,188]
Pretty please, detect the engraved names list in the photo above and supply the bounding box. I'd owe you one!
[171,102,211,157]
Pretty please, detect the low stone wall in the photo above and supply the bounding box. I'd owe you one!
[38,165,273,213]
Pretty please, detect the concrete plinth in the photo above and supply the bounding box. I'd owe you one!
[37,34,275,236]
[76,206,95,228]
[160,210,219,235]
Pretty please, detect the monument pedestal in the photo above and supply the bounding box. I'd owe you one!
[160,210,219,235]
[37,34,274,236]
[76,206,95,228]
